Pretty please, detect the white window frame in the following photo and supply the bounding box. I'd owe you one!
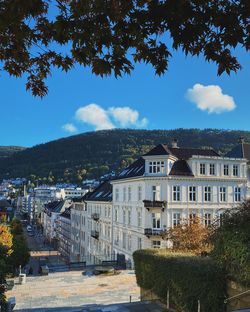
[173,185,181,201]
[204,186,212,202]
[233,164,239,177]
[173,212,181,227]
[152,212,161,229]
[189,186,197,202]
[209,163,215,175]
[200,163,206,175]
[149,161,165,174]
[224,164,229,176]
[219,186,226,202]
[234,187,241,202]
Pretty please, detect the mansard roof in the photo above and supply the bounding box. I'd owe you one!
[117,157,145,179]
[86,180,112,202]
[144,144,219,159]
[115,144,220,180]
[45,200,67,213]
[169,160,194,176]
[226,142,250,164]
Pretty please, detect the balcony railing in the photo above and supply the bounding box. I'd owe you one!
[143,200,166,211]
[91,213,100,221]
[144,228,163,237]
[91,230,99,240]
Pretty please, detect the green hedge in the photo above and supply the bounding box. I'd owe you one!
[133,249,226,312]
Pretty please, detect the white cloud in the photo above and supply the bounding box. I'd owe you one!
[74,103,148,130]
[75,103,115,130]
[109,106,148,128]
[186,83,236,114]
[62,123,77,133]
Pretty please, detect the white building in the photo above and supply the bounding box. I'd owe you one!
[70,182,113,265]
[70,197,88,263]
[43,199,72,244]
[58,207,72,263]
[111,140,249,265]
[84,181,113,265]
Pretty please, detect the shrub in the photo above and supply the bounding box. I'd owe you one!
[133,249,226,312]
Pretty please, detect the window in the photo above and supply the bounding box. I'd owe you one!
[234,187,241,202]
[128,210,131,225]
[152,185,161,201]
[128,186,132,201]
[123,187,126,201]
[149,161,165,174]
[200,163,206,175]
[209,164,215,175]
[123,209,126,224]
[122,232,126,249]
[115,188,119,201]
[189,186,197,202]
[173,213,181,227]
[233,165,239,176]
[173,186,181,201]
[204,213,211,226]
[189,213,196,224]
[137,210,142,227]
[204,186,212,202]
[138,186,142,201]
[128,233,132,251]
[152,240,161,248]
[137,237,142,249]
[224,164,229,176]
[219,187,226,202]
[114,208,118,222]
[152,212,161,229]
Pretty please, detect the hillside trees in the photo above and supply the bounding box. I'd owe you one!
[1,1,250,96]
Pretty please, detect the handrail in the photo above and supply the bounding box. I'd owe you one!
[224,289,250,303]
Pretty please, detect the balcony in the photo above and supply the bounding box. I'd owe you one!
[144,228,163,237]
[91,230,99,240]
[143,200,166,211]
[91,213,100,221]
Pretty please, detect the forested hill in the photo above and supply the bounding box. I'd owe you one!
[0,129,249,184]
[0,146,26,159]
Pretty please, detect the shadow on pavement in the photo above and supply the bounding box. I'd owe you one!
[13,300,165,312]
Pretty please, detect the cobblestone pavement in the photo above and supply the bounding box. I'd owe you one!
[6,270,163,312]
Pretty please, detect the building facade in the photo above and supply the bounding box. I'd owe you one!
[111,140,249,265]
[58,207,71,263]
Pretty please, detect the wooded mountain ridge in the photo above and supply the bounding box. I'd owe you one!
[0,129,249,184]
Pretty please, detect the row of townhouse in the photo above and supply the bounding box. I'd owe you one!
[69,139,250,266]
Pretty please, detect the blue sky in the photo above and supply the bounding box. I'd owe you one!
[1,46,250,147]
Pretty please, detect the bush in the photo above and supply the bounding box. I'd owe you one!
[133,249,226,312]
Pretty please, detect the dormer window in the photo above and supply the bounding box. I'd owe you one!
[149,161,165,174]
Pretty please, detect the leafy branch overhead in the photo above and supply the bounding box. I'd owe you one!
[1,0,250,96]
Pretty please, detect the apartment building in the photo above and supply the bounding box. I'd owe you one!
[58,207,71,263]
[111,140,249,265]
[85,181,113,265]
[42,199,72,244]
[70,197,88,263]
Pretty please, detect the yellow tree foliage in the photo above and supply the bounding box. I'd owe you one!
[0,224,13,255]
[163,217,213,255]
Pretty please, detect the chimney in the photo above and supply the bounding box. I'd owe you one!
[171,138,179,148]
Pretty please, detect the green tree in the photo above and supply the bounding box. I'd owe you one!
[211,200,250,284]
[0,0,249,96]
[9,235,30,272]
